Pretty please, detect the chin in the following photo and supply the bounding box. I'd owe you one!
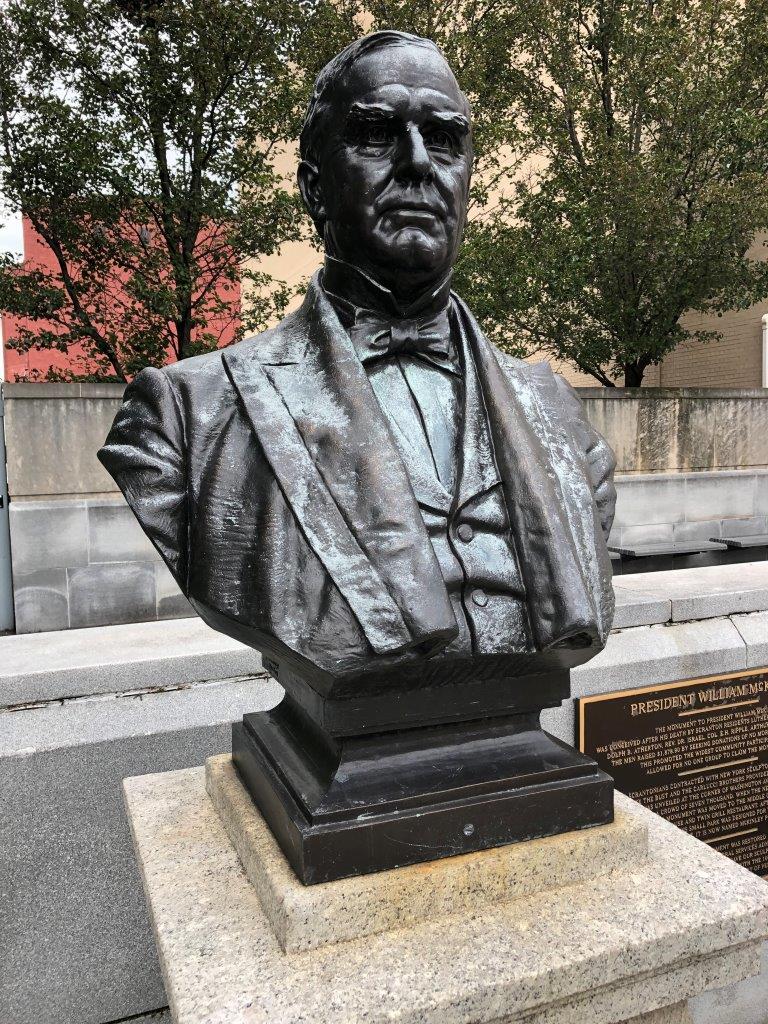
[381,231,449,277]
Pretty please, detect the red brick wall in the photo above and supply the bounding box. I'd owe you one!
[2,218,240,381]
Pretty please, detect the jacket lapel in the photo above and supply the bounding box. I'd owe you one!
[223,276,458,657]
[452,305,501,513]
[452,295,608,649]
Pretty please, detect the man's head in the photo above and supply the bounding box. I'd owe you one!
[299,32,473,300]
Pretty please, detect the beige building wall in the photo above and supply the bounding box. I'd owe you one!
[244,154,768,390]
[651,306,765,388]
[646,233,768,389]
[241,144,322,320]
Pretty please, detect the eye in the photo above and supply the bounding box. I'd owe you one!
[355,122,394,147]
[423,129,453,152]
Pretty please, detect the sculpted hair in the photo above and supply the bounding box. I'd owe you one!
[299,31,447,166]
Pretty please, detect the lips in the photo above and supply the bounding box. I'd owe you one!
[383,204,444,222]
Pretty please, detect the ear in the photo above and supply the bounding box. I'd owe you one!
[298,160,326,239]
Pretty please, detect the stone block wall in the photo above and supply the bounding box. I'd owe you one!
[608,468,768,548]
[578,387,768,474]
[4,381,768,633]
[2,381,125,500]
[1,383,190,633]
[9,498,189,633]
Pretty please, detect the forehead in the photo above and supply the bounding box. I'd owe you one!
[339,44,468,117]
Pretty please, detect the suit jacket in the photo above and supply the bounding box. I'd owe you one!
[99,274,616,684]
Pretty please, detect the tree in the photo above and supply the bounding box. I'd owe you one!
[452,0,768,386]
[0,0,540,380]
[0,0,357,380]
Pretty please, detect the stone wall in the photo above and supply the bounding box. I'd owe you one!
[2,382,190,632]
[609,468,768,549]
[7,384,767,498]
[4,381,768,633]
[9,497,190,632]
[3,382,125,500]
[578,387,768,474]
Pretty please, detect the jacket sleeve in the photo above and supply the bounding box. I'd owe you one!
[98,367,189,590]
[554,374,617,542]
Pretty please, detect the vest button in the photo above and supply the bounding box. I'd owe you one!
[471,588,488,608]
[457,523,474,543]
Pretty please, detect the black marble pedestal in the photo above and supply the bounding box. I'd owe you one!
[232,662,613,885]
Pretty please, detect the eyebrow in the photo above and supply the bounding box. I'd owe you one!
[346,102,470,136]
[347,102,397,122]
[429,111,470,136]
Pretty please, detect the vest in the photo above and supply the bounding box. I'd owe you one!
[352,297,533,656]
[418,311,532,655]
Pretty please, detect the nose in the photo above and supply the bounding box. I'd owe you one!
[394,126,433,184]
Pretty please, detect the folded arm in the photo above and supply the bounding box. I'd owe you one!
[98,367,189,590]
[554,374,617,541]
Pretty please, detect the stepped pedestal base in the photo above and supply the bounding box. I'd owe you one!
[123,762,768,1024]
[232,672,613,884]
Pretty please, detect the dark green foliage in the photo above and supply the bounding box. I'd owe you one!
[2,0,768,384]
[0,0,356,379]
[453,0,768,385]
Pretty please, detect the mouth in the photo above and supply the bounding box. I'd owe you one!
[383,205,444,225]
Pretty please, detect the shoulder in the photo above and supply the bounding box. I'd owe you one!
[489,347,589,427]
[489,344,551,381]
[489,345,566,395]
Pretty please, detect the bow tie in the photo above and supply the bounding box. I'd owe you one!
[350,307,456,370]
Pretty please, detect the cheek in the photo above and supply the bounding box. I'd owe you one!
[331,163,387,216]
[437,163,471,206]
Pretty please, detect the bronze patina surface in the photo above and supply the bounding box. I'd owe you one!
[100,31,618,883]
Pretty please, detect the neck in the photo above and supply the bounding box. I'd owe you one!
[322,255,452,320]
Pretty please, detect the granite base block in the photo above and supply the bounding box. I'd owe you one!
[124,765,768,1024]
[624,1004,692,1024]
[206,753,647,952]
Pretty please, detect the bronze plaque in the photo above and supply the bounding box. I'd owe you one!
[578,668,768,877]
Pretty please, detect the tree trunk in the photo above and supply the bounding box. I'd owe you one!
[624,363,645,387]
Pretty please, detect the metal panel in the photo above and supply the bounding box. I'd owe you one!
[0,385,15,631]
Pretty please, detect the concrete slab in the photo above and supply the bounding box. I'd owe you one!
[721,515,768,538]
[87,500,159,564]
[124,766,768,1024]
[155,562,191,619]
[12,567,69,633]
[613,474,687,528]
[67,560,157,629]
[673,520,724,543]
[543,618,747,745]
[0,676,281,756]
[9,500,89,573]
[206,753,648,953]
[613,587,671,629]
[613,562,768,621]
[730,611,768,669]
[0,676,282,1024]
[0,616,265,708]
[574,617,747,695]
[684,470,756,523]
[618,523,674,547]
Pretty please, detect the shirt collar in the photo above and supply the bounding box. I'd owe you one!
[321,255,453,322]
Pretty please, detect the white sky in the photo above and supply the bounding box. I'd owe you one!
[0,201,23,259]
[0,193,22,380]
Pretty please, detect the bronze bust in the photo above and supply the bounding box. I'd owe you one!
[100,31,617,883]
